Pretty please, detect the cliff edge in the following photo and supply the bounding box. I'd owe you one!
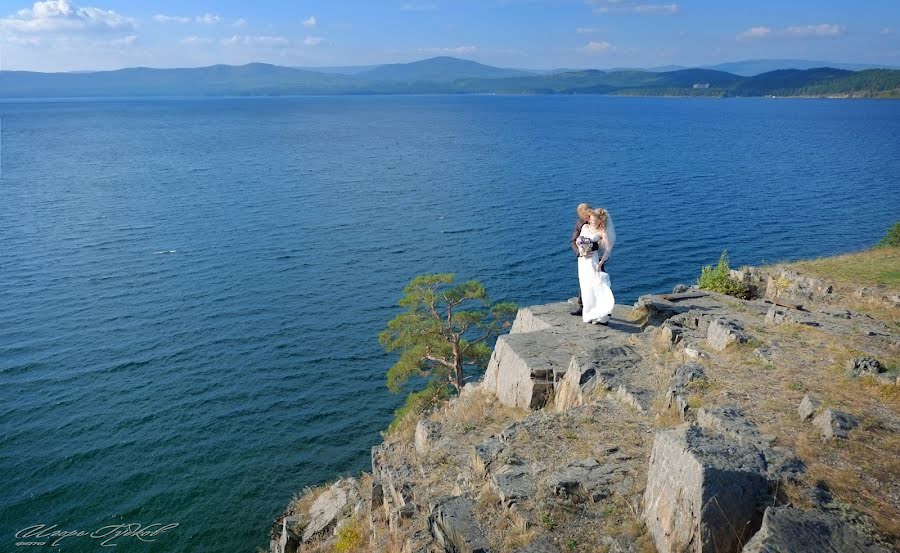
[270,248,899,553]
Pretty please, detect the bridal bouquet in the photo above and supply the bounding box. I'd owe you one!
[576,236,594,257]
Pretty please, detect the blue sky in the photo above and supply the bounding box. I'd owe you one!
[1,0,898,72]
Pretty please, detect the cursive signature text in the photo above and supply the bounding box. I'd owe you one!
[16,523,179,547]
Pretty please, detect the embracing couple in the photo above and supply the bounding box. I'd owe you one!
[569,203,615,325]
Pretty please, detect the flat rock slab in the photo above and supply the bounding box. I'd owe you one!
[511,302,642,336]
[635,293,725,326]
[643,425,769,553]
[302,478,359,542]
[429,496,491,553]
[547,458,630,502]
[491,463,538,506]
[742,506,891,553]
[697,406,804,482]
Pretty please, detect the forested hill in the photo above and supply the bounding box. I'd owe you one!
[2,57,899,98]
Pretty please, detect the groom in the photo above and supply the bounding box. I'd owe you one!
[569,202,605,316]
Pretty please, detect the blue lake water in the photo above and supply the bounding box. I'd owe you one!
[1,95,898,552]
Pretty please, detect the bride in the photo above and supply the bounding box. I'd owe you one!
[577,208,615,324]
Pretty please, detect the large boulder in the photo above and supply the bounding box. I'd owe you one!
[643,425,769,553]
[742,506,891,553]
[480,333,557,410]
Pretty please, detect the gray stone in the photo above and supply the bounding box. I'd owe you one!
[697,406,761,444]
[635,296,695,326]
[302,477,359,542]
[473,436,505,476]
[671,362,707,392]
[428,496,491,553]
[415,420,441,456]
[276,516,303,553]
[812,408,859,440]
[643,425,769,553]
[658,320,685,348]
[481,332,556,409]
[553,355,601,412]
[491,464,537,506]
[798,394,821,421]
[672,283,690,294]
[546,458,630,503]
[846,357,886,377]
[697,406,803,482]
[707,318,752,351]
[765,307,820,327]
[514,535,558,553]
[554,344,645,412]
[742,506,891,553]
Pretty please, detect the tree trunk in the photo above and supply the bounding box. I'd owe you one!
[452,339,463,390]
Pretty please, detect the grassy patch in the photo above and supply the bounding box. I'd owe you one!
[782,247,900,289]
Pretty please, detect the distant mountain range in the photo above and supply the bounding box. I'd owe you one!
[2,56,899,98]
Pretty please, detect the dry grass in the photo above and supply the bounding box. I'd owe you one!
[685,298,900,547]
[770,248,900,324]
[286,483,332,519]
[779,247,900,289]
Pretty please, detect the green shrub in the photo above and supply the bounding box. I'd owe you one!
[876,222,900,248]
[333,519,365,553]
[698,250,750,299]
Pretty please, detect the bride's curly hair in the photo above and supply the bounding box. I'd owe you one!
[590,208,609,229]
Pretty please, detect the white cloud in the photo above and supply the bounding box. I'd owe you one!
[195,13,221,25]
[152,14,191,24]
[576,27,604,34]
[737,23,845,41]
[1,0,135,33]
[633,4,679,15]
[580,40,615,53]
[737,26,772,40]
[302,16,317,28]
[152,13,223,25]
[222,34,289,47]
[232,18,247,28]
[303,36,323,46]
[783,24,845,38]
[181,35,215,45]
[420,45,477,55]
[589,1,680,16]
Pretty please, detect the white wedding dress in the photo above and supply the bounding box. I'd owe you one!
[578,223,615,323]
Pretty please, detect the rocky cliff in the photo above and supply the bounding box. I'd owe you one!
[269,253,899,553]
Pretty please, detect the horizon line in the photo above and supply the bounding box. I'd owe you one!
[3,56,899,75]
